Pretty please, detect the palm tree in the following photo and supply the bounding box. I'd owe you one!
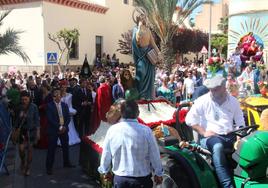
[217,16,228,34]
[0,10,30,63]
[134,0,210,71]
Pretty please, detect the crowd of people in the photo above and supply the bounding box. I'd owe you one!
[0,9,267,188]
[0,58,135,176]
[0,45,267,174]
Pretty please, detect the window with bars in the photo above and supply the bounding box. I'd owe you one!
[96,36,103,57]
[69,40,79,59]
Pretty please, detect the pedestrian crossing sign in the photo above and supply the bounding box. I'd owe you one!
[47,52,57,64]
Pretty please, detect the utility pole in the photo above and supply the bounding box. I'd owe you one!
[208,1,212,58]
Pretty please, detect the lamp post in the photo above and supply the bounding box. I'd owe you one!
[208,1,212,58]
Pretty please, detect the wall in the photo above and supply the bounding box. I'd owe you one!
[0,0,135,73]
[43,0,135,70]
[103,0,135,63]
[195,0,228,34]
[229,0,268,16]
[0,3,45,73]
[228,0,268,60]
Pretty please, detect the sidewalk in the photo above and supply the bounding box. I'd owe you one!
[1,144,100,188]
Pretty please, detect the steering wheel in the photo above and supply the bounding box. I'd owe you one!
[227,125,259,137]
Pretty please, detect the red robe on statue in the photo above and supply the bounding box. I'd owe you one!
[91,83,112,134]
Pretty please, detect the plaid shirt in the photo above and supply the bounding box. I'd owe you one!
[98,119,163,177]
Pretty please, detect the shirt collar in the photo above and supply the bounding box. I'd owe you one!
[120,118,138,123]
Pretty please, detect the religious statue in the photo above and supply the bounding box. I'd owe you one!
[132,7,163,100]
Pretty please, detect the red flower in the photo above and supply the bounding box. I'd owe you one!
[258,81,264,87]
[208,58,214,65]
[215,57,221,63]
[178,109,189,123]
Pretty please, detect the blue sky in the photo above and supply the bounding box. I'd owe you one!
[176,0,221,19]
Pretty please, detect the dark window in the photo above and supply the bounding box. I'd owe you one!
[123,0,129,4]
[96,36,103,57]
[69,40,79,59]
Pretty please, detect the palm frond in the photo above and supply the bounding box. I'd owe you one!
[133,0,207,71]
[0,10,12,27]
[0,28,31,63]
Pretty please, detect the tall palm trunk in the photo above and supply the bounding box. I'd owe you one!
[161,42,175,72]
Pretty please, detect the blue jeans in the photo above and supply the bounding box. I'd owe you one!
[200,134,236,188]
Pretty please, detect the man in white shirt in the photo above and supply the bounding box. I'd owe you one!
[98,100,163,188]
[182,71,195,100]
[185,75,245,188]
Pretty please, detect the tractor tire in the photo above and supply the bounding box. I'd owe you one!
[161,154,201,188]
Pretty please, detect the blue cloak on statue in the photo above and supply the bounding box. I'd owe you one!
[132,26,155,100]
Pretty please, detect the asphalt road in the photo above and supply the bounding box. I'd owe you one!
[1,144,101,188]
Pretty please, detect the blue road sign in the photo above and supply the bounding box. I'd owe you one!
[47,52,57,64]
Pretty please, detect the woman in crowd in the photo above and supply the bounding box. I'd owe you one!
[120,69,139,100]
[58,80,80,145]
[36,83,52,149]
[238,65,254,94]
[157,75,176,104]
[15,91,40,176]
[112,72,125,102]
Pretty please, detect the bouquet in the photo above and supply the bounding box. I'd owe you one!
[257,81,268,97]
[206,57,224,77]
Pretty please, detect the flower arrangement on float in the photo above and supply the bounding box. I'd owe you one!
[257,81,268,97]
[206,57,226,78]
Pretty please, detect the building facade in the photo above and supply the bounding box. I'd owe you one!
[228,0,268,62]
[0,0,135,73]
[195,0,229,34]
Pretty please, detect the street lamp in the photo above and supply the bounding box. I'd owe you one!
[208,1,212,58]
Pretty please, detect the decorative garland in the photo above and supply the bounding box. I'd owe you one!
[82,136,103,154]
[207,57,226,77]
[137,99,176,128]
[83,99,178,152]
[178,109,189,123]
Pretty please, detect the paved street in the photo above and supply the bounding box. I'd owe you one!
[1,144,100,188]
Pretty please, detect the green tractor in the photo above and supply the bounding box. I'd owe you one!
[158,104,268,188]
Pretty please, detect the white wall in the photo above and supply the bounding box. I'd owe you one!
[0,0,135,73]
[43,0,135,67]
[0,3,45,71]
[103,0,135,63]
[229,0,268,16]
[87,0,106,6]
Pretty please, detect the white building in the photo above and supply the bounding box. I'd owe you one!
[0,0,135,73]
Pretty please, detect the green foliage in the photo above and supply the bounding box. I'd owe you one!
[117,30,132,55]
[211,33,227,56]
[189,17,195,28]
[57,28,79,44]
[133,0,209,71]
[173,28,208,54]
[48,28,79,66]
[217,16,228,34]
[0,10,30,63]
